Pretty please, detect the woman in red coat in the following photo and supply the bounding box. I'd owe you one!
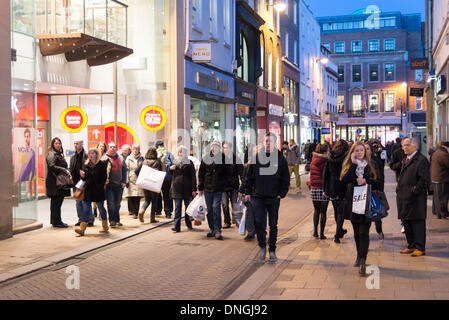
[307,144,329,239]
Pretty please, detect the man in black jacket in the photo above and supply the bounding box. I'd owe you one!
[390,144,406,182]
[244,133,290,264]
[70,139,90,226]
[397,137,430,257]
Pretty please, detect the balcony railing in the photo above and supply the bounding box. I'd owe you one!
[36,0,128,47]
[348,110,366,118]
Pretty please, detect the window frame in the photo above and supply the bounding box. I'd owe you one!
[351,40,362,53]
[384,63,396,82]
[368,39,380,52]
[369,64,379,82]
[335,41,345,54]
[384,38,396,51]
[338,64,345,83]
[352,64,362,83]
[384,92,396,112]
[369,93,380,112]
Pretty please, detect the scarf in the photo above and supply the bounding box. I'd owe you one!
[355,159,367,179]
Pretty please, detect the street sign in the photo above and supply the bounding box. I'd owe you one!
[321,128,331,135]
[140,106,166,131]
[60,106,87,133]
[192,42,211,63]
[356,128,362,134]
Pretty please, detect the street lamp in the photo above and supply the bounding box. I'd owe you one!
[267,1,287,12]
[320,57,329,65]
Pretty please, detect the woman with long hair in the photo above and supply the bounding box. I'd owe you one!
[341,142,380,276]
[307,144,330,239]
[76,148,109,236]
[323,139,349,243]
[91,141,108,219]
[46,137,71,228]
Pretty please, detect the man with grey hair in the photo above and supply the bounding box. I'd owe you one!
[121,144,132,161]
[397,137,430,257]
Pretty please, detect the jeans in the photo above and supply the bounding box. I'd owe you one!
[403,220,426,252]
[205,192,223,234]
[352,221,371,260]
[81,201,107,222]
[222,189,239,225]
[288,165,301,189]
[251,197,281,252]
[244,200,256,235]
[50,195,65,226]
[106,185,124,223]
[141,190,159,218]
[77,199,94,224]
[173,197,193,231]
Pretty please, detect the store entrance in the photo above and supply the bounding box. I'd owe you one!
[37,121,49,198]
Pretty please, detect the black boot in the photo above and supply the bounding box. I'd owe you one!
[359,258,366,276]
[93,208,98,218]
[354,256,361,267]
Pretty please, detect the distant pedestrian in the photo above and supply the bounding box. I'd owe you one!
[303,139,311,163]
[155,140,174,219]
[124,143,144,219]
[243,133,290,263]
[136,147,163,223]
[430,142,449,219]
[69,139,90,227]
[283,139,302,193]
[169,145,197,232]
[307,144,329,239]
[341,142,380,276]
[46,138,71,228]
[397,138,430,257]
[76,148,109,236]
[323,140,349,243]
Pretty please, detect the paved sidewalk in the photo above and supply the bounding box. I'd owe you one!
[229,169,449,300]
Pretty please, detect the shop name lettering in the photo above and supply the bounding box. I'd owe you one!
[193,48,211,58]
[66,115,82,125]
[196,72,229,93]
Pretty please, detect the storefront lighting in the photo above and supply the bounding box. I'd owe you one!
[267,1,287,12]
[401,82,407,87]
[320,57,329,64]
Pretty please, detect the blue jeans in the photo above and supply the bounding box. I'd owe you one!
[251,197,281,252]
[222,190,239,225]
[81,201,107,222]
[77,199,94,224]
[205,192,223,234]
[106,185,123,223]
[174,197,193,231]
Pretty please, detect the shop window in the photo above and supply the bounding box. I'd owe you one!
[384,63,395,81]
[352,95,362,112]
[369,64,379,82]
[13,0,35,34]
[369,94,379,112]
[352,65,361,83]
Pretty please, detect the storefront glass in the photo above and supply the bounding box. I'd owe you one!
[348,126,366,141]
[236,108,255,160]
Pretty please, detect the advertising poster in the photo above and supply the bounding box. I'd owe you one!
[13,128,37,183]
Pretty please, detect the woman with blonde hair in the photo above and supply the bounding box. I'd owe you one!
[76,148,109,236]
[341,141,380,276]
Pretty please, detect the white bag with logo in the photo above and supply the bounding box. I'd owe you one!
[136,165,166,193]
[186,195,207,221]
[239,208,247,235]
[352,185,370,215]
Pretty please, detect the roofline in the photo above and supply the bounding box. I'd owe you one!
[316,11,422,22]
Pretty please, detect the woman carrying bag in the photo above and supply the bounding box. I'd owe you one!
[136,147,163,223]
[92,141,108,219]
[46,137,71,228]
[341,142,380,276]
[75,148,109,236]
[169,146,197,233]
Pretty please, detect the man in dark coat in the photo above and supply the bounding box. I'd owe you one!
[69,139,89,226]
[389,144,406,182]
[430,142,449,219]
[397,137,430,257]
[244,133,290,264]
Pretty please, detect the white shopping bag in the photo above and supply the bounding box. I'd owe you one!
[232,200,245,226]
[381,150,387,160]
[136,165,166,193]
[352,185,369,215]
[239,208,247,235]
[186,195,207,221]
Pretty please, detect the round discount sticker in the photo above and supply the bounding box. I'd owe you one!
[140,106,166,131]
[60,107,87,133]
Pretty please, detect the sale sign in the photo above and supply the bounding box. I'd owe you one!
[61,106,87,132]
[140,106,166,131]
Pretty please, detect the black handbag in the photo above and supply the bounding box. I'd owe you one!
[55,172,74,190]
[372,190,390,211]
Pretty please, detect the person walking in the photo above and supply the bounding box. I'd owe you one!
[76,148,109,236]
[243,133,290,263]
[323,140,349,243]
[341,142,380,276]
[124,144,144,219]
[198,141,230,240]
[92,141,108,219]
[136,147,163,223]
[398,138,430,257]
[303,140,311,164]
[169,146,197,232]
[307,144,330,239]
[105,142,127,228]
[69,139,89,227]
[155,140,174,219]
[283,139,302,193]
[46,138,71,228]
[221,141,243,228]
[430,142,449,219]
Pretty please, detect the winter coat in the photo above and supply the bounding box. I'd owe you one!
[123,153,144,198]
[283,144,301,165]
[83,160,108,202]
[224,155,244,191]
[341,162,380,223]
[430,147,449,183]
[69,149,87,185]
[389,147,405,179]
[309,153,328,189]
[46,150,71,197]
[169,159,197,199]
[106,153,127,187]
[198,152,229,193]
[323,150,348,199]
[371,156,385,192]
[396,152,430,221]
[243,149,290,199]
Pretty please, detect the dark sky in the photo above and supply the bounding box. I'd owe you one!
[308,0,425,20]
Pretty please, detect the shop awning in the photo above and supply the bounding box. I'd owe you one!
[37,33,133,67]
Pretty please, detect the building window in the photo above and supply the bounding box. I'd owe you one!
[285,33,289,57]
[416,97,423,110]
[223,0,231,44]
[322,42,330,51]
[293,1,297,25]
[192,0,201,28]
[275,57,280,92]
[352,65,361,83]
[385,93,395,112]
[384,39,395,51]
[369,39,379,52]
[352,94,362,111]
[238,33,249,82]
[285,0,289,16]
[415,69,423,82]
[268,51,272,90]
[369,64,379,82]
[335,41,345,54]
[352,40,362,53]
[369,94,379,112]
[384,63,395,81]
[293,40,298,64]
[338,65,345,83]
[210,0,217,37]
[259,41,264,87]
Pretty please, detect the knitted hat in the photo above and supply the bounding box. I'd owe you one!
[155,140,164,148]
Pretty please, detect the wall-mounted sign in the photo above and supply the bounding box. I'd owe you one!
[140,106,166,131]
[241,91,253,100]
[268,104,284,117]
[321,128,331,135]
[437,75,447,95]
[236,105,250,115]
[60,106,87,132]
[192,42,211,63]
[410,58,429,70]
[196,72,229,93]
[410,88,424,97]
[256,110,266,117]
[104,122,139,151]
